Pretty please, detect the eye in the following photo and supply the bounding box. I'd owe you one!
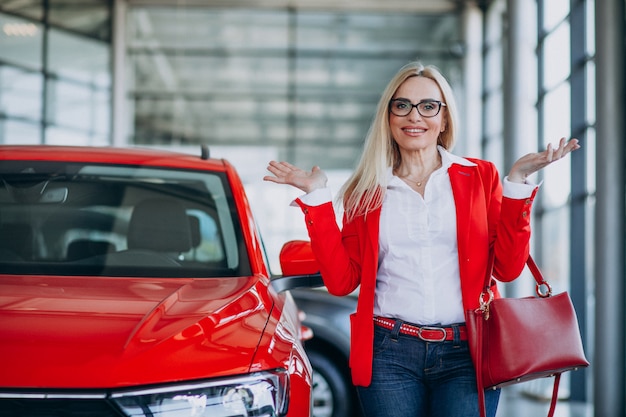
[420,101,437,111]
[394,100,410,110]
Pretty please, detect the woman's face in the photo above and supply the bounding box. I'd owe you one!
[389,76,446,153]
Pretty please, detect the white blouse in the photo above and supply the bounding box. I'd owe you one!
[376,149,465,325]
[296,147,536,326]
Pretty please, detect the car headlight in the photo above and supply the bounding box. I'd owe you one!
[111,370,289,417]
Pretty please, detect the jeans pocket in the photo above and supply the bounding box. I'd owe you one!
[372,326,391,355]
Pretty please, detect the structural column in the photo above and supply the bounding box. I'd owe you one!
[594,0,625,416]
[111,0,128,146]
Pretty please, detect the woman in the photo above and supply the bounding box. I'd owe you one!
[264,62,579,417]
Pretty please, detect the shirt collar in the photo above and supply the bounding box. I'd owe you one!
[438,146,477,168]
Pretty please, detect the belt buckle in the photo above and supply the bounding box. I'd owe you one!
[418,326,447,342]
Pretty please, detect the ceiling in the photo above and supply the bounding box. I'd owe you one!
[124,0,470,170]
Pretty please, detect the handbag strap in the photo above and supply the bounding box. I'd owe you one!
[474,252,561,417]
[480,252,552,297]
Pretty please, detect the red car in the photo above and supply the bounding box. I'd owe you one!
[0,145,313,416]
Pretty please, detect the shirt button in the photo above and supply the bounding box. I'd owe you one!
[525,199,531,205]
[303,208,309,214]
[522,211,528,217]
[307,220,314,225]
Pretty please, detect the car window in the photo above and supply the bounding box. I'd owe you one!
[0,161,251,277]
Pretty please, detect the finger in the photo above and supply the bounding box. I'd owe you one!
[280,161,300,171]
[553,138,567,160]
[266,163,285,175]
[545,142,554,162]
[556,137,579,159]
[262,175,281,183]
[566,138,581,152]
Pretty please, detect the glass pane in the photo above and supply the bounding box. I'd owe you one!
[47,27,110,86]
[541,83,572,208]
[543,0,569,32]
[484,135,503,168]
[131,54,289,94]
[296,12,455,55]
[484,45,503,91]
[0,66,42,120]
[0,119,41,144]
[45,78,110,138]
[585,0,595,55]
[0,1,43,20]
[49,0,111,41]
[92,89,111,136]
[484,90,503,137]
[0,13,43,70]
[128,8,288,50]
[585,61,596,125]
[542,22,570,90]
[585,127,596,193]
[540,206,571,294]
[45,126,98,145]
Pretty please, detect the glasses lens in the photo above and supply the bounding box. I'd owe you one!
[417,101,440,117]
[390,100,443,117]
[390,100,411,116]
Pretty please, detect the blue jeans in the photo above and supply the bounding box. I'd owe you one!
[356,322,500,417]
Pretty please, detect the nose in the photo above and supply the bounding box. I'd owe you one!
[407,106,422,121]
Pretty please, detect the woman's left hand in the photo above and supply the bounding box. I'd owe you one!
[507,137,581,183]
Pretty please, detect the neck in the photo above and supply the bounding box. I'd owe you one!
[395,148,442,180]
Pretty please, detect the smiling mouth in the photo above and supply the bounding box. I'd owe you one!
[403,128,426,134]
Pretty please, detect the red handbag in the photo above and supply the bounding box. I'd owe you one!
[465,254,589,417]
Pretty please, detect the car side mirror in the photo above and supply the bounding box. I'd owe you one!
[271,240,324,293]
[279,240,319,276]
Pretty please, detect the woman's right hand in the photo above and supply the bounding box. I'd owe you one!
[263,161,328,193]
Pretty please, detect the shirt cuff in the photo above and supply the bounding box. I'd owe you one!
[503,176,540,199]
[289,187,333,207]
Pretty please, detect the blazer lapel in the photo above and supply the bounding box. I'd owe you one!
[449,164,478,263]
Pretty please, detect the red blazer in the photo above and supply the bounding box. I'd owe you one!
[295,158,538,387]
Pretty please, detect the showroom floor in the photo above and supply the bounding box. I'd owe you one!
[497,387,592,417]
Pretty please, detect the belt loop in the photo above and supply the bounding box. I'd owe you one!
[390,319,403,341]
[451,323,461,347]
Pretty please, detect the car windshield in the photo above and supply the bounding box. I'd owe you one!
[0,161,251,278]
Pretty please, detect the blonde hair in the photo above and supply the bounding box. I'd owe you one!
[338,61,459,221]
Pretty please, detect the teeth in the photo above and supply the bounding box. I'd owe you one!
[404,128,424,133]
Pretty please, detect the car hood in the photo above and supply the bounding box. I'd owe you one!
[0,274,275,389]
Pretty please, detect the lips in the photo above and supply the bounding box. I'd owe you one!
[403,127,426,134]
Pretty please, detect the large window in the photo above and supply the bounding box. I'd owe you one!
[0,1,112,145]
[530,0,594,403]
[481,0,595,405]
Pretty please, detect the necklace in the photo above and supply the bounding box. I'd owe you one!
[402,174,430,187]
[398,161,442,188]
[402,176,428,187]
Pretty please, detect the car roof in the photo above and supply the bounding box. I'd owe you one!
[0,145,231,172]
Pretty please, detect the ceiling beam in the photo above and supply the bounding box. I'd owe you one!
[127,0,461,13]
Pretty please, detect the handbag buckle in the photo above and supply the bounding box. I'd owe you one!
[536,280,552,298]
[477,288,494,320]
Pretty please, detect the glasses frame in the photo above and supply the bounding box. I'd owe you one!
[388,99,447,118]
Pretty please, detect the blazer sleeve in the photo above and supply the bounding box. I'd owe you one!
[486,164,539,281]
[293,199,363,296]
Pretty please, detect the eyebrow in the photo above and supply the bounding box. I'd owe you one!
[392,97,442,103]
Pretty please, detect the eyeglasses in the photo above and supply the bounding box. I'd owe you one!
[388,99,447,118]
